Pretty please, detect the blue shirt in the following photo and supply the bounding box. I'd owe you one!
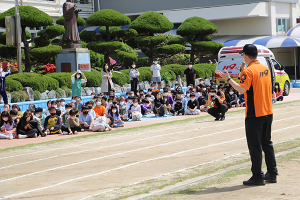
[107,113,121,122]
[79,113,93,125]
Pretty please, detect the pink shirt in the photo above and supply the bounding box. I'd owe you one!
[275,88,283,98]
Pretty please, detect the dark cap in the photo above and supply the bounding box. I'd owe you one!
[190,93,196,97]
[239,44,257,56]
[188,62,192,65]
[211,85,217,89]
[154,58,158,61]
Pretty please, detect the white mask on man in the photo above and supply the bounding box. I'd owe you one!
[154,61,158,64]
[229,92,234,95]
[188,65,192,69]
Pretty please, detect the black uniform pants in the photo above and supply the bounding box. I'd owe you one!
[61,126,81,133]
[0,91,8,104]
[17,129,38,138]
[245,114,278,179]
[131,78,138,94]
[207,104,228,119]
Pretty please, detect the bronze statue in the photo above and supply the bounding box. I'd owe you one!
[62,0,82,48]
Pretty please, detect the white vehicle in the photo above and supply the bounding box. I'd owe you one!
[215,45,291,96]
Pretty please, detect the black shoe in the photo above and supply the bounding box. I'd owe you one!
[215,118,219,121]
[264,172,277,183]
[41,132,46,137]
[220,116,225,121]
[243,177,265,186]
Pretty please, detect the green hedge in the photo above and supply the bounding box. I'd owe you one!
[8,73,59,92]
[6,78,23,92]
[11,91,29,103]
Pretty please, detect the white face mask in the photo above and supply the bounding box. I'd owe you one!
[133,103,138,106]
[132,65,136,68]
[12,116,17,120]
[71,100,76,103]
[96,102,101,105]
[61,102,65,106]
[129,100,133,104]
[190,98,195,101]
[188,65,192,69]
[35,114,40,118]
[229,92,234,95]
[187,94,190,97]
[91,95,95,98]
[146,98,151,101]
[203,88,206,91]
[112,110,117,113]
[3,117,8,121]
[66,109,71,112]
[148,92,152,95]
[120,102,125,105]
[105,65,109,69]
[53,105,57,108]
[200,81,204,84]
[154,61,158,64]
[193,89,196,92]
[76,75,81,79]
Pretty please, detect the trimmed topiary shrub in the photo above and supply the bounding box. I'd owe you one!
[0,45,17,59]
[79,31,96,42]
[56,15,86,27]
[84,71,102,87]
[117,51,137,68]
[46,72,73,88]
[11,90,29,103]
[6,78,23,92]
[112,71,130,86]
[30,45,62,64]
[33,90,41,100]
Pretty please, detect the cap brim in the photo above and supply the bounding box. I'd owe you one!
[239,50,244,54]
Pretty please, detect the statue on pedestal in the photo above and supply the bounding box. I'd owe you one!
[62,0,82,48]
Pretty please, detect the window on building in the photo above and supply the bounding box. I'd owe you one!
[277,18,290,33]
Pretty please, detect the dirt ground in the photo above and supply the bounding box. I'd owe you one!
[0,100,299,200]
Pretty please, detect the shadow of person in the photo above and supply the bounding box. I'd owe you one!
[171,185,246,196]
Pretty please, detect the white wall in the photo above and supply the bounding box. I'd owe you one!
[271,47,295,66]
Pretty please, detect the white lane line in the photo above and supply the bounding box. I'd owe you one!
[1,138,245,199]
[80,152,248,200]
[0,115,298,182]
[1,114,298,170]
[0,108,296,160]
[0,119,246,169]
[2,123,300,199]
[0,127,245,183]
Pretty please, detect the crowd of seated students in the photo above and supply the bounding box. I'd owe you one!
[0,78,253,140]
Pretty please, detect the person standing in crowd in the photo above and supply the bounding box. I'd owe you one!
[71,70,87,97]
[217,44,278,186]
[0,62,11,104]
[129,62,140,95]
[184,62,197,87]
[151,58,162,90]
[101,63,114,95]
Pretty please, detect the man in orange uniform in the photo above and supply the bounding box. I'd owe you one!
[217,44,278,186]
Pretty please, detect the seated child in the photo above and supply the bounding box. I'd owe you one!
[57,99,66,114]
[91,116,113,132]
[141,99,152,116]
[119,98,129,121]
[3,104,11,112]
[107,105,124,127]
[62,104,72,125]
[62,109,81,135]
[34,107,46,130]
[85,101,96,119]
[12,104,23,119]
[130,98,142,121]
[186,93,201,115]
[79,106,94,131]
[171,96,185,116]
[46,101,58,116]
[93,100,107,117]
[126,96,134,119]
[0,111,15,140]
[101,96,108,108]
[9,109,19,127]
[44,107,62,135]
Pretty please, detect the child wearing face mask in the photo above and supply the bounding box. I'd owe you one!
[74,95,83,112]
[107,105,124,127]
[126,96,134,119]
[71,70,87,97]
[44,107,62,135]
[130,99,142,121]
[93,100,107,117]
[0,111,15,139]
[34,107,46,130]
[85,101,96,119]
[57,100,66,114]
[228,88,238,108]
[79,106,94,131]
[186,93,201,115]
[17,110,39,139]
[46,101,58,116]
[141,99,152,116]
[10,109,19,127]
[62,109,81,135]
[62,104,72,125]
[171,96,185,116]
[119,98,129,121]
[12,104,23,119]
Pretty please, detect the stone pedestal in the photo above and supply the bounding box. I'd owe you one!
[56,48,91,73]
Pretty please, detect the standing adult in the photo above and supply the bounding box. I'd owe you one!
[217,44,278,186]
[184,62,196,87]
[71,70,87,97]
[101,63,114,95]
[129,62,140,95]
[150,58,161,90]
[0,62,11,104]
[62,0,82,45]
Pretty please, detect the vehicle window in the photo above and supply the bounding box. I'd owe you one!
[271,59,281,70]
